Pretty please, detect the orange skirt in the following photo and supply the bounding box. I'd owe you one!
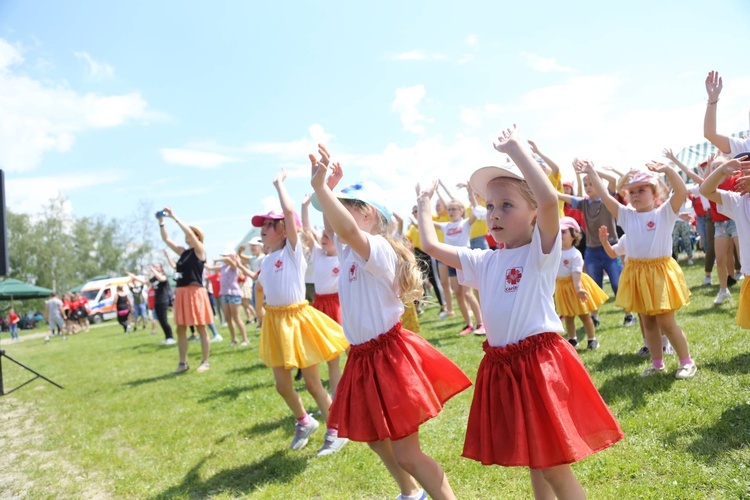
[312,293,342,325]
[328,322,472,442]
[463,332,623,469]
[615,256,690,315]
[174,285,213,326]
[555,275,608,317]
[737,278,750,329]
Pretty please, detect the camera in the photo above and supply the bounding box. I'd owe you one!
[155,210,167,218]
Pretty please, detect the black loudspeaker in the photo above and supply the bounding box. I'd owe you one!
[0,170,7,276]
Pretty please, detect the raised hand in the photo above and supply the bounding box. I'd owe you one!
[273,168,287,185]
[301,193,312,206]
[662,148,677,162]
[705,70,723,101]
[327,162,343,190]
[456,182,469,190]
[318,144,331,167]
[527,139,540,155]
[310,154,327,189]
[417,180,438,202]
[646,161,672,174]
[492,125,520,154]
[162,206,175,219]
[598,225,610,244]
[575,159,595,175]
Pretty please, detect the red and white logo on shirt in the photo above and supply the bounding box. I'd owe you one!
[332,267,340,276]
[563,259,570,267]
[274,259,284,272]
[446,226,463,236]
[505,266,523,293]
[646,221,656,232]
[348,263,358,282]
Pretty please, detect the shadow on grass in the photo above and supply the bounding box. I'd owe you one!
[152,451,308,499]
[225,363,267,375]
[592,352,645,372]
[668,404,750,462]
[704,351,750,375]
[597,372,676,411]
[123,372,177,388]
[242,414,296,439]
[198,382,274,403]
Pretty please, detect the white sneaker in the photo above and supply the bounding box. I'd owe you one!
[734,272,743,281]
[703,276,712,286]
[290,418,319,450]
[675,363,697,380]
[44,336,50,343]
[211,334,223,343]
[713,290,731,305]
[687,259,694,265]
[316,432,349,456]
[163,338,177,345]
[396,489,427,500]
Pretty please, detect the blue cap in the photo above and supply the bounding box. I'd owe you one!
[311,182,392,223]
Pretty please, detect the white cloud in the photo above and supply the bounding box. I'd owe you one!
[520,51,575,73]
[0,38,156,173]
[466,35,478,46]
[160,148,241,169]
[391,85,432,135]
[6,171,121,213]
[391,50,446,61]
[74,51,115,79]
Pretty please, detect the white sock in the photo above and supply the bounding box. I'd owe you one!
[399,490,425,500]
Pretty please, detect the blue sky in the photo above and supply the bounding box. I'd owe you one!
[2,0,750,260]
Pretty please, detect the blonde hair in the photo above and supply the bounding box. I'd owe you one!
[342,199,423,304]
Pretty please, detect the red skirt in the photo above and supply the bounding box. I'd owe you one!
[312,293,342,325]
[463,332,623,469]
[328,322,472,442]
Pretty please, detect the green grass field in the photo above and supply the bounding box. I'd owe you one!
[1,258,749,499]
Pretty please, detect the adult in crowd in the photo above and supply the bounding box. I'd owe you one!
[206,268,223,325]
[7,308,19,341]
[148,263,176,345]
[704,70,750,157]
[44,292,66,343]
[159,207,213,373]
[115,285,133,334]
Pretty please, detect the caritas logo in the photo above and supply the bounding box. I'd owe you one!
[563,259,570,267]
[274,259,283,272]
[646,220,656,232]
[332,267,340,276]
[348,263,358,282]
[505,266,523,293]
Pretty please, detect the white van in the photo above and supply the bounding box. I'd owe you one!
[80,277,132,324]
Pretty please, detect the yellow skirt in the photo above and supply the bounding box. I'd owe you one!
[737,278,750,329]
[259,301,349,369]
[555,275,609,317]
[615,256,690,315]
[401,302,421,333]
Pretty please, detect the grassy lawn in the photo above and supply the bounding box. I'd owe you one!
[1,258,749,499]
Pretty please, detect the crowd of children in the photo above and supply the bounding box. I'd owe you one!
[25,70,750,499]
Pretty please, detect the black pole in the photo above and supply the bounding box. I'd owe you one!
[0,349,63,396]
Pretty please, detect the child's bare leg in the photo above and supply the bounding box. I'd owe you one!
[272,367,305,418]
[223,303,236,342]
[530,469,555,500]
[301,364,332,421]
[580,314,595,340]
[563,316,576,340]
[450,278,471,326]
[438,263,453,312]
[464,286,483,324]
[196,325,210,363]
[327,356,341,398]
[390,432,456,500]
[368,439,422,497]
[539,464,585,500]
[655,311,690,360]
[641,314,662,361]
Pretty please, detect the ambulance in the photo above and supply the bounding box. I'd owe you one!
[80,276,132,324]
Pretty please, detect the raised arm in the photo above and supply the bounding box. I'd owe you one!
[458,181,482,224]
[272,169,298,250]
[417,181,462,268]
[157,211,183,256]
[392,212,404,237]
[704,71,731,154]
[300,193,318,251]
[598,226,618,259]
[579,160,621,218]
[574,169,583,197]
[162,249,176,270]
[438,179,458,202]
[663,148,704,185]
[494,126,559,253]
[528,139,560,177]
[163,207,205,261]
[596,170,618,193]
[149,265,167,282]
[127,272,148,285]
[310,152,371,260]
[647,162,687,214]
[700,157,750,204]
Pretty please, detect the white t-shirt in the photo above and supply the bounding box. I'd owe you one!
[611,234,627,257]
[436,207,487,248]
[257,239,307,307]
[617,202,678,259]
[718,191,750,274]
[728,136,750,158]
[248,254,265,274]
[457,225,564,348]
[557,247,584,278]
[335,233,404,345]
[311,243,340,295]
